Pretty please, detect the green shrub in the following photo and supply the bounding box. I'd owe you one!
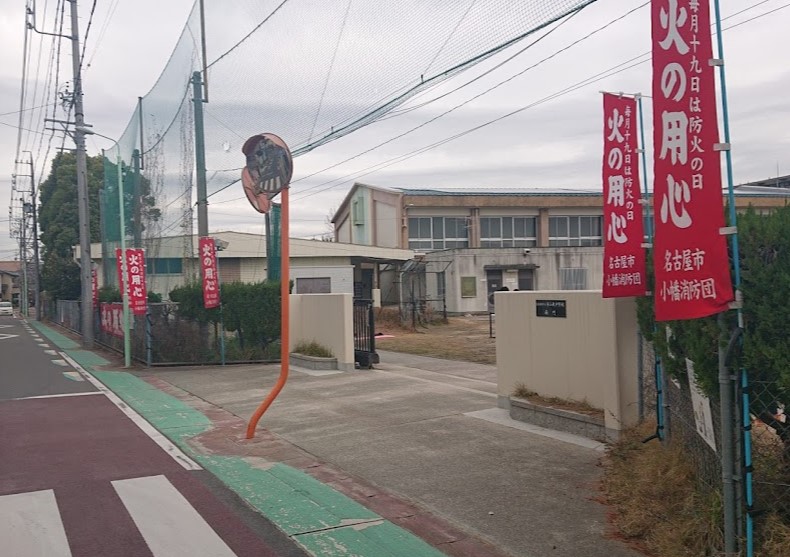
[637,204,790,398]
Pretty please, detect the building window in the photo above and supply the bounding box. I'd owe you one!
[480,217,537,248]
[148,258,183,275]
[517,269,534,290]
[408,217,469,250]
[352,200,364,225]
[296,277,331,294]
[549,216,602,246]
[460,276,477,298]
[560,268,587,290]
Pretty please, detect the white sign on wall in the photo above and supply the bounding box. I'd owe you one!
[686,358,717,452]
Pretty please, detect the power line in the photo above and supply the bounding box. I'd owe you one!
[289,0,787,202]
[292,2,646,194]
[79,0,98,70]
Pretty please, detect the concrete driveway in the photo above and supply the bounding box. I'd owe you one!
[137,350,642,557]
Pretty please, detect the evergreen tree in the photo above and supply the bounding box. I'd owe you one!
[37,152,103,300]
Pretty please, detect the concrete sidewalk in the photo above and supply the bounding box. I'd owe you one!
[136,349,642,557]
[32,321,642,557]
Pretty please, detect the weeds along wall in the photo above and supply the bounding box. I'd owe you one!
[98,0,596,289]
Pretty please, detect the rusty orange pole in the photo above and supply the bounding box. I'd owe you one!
[246,188,290,438]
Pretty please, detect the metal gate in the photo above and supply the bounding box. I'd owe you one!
[353,299,379,369]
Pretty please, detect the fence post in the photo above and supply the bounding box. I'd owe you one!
[145,311,152,367]
[718,313,737,556]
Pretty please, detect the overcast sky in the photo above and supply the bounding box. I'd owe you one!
[1,0,788,261]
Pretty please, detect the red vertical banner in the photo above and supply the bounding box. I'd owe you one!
[99,302,124,338]
[200,237,220,309]
[651,0,733,321]
[115,248,148,316]
[602,94,647,298]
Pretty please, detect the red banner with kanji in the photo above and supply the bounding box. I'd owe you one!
[651,0,733,321]
[115,248,148,316]
[602,94,646,298]
[199,237,220,309]
[99,302,124,338]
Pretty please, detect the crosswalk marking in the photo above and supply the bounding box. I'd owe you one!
[0,490,72,557]
[113,475,238,557]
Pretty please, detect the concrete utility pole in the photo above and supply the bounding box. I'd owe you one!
[69,0,94,347]
[19,198,28,317]
[17,153,42,320]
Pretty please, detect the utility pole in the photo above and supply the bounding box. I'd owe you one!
[19,199,28,317]
[69,0,94,347]
[18,152,42,320]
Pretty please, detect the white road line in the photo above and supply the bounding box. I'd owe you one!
[45,350,58,356]
[59,352,201,471]
[52,359,68,367]
[0,490,73,557]
[113,475,237,557]
[13,392,102,401]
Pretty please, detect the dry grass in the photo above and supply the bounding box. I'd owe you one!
[760,513,790,557]
[602,422,724,556]
[512,382,603,418]
[374,308,496,365]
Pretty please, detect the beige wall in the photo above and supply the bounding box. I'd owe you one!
[423,247,605,313]
[495,290,639,433]
[290,293,354,371]
[375,202,398,248]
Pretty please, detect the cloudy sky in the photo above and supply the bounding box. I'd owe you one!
[1,0,788,260]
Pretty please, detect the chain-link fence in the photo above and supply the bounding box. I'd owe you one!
[746,380,790,544]
[50,300,279,366]
[640,336,790,554]
[640,337,722,491]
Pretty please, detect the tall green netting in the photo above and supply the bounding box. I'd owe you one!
[101,0,596,297]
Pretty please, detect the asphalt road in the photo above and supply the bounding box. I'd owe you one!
[0,315,306,557]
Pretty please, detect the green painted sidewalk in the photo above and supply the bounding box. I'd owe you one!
[30,321,448,557]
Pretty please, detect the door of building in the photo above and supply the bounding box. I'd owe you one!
[486,269,503,312]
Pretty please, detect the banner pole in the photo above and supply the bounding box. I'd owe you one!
[712,0,749,554]
[117,154,132,368]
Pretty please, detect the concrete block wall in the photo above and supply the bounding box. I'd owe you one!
[290,293,354,372]
[495,290,640,435]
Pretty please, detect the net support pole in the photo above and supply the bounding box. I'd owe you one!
[192,71,209,237]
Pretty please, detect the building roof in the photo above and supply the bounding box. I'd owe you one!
[80,231,414,262]
[0,261,20,273]
[394,187,604,197]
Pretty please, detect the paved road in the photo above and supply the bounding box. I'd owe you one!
[0,316,306,557]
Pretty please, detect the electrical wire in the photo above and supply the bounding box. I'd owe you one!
[206,0,292,69]
[288,0,788,202]
[307,0,354,144]
[292,2,646,193]
[78,0,99,70]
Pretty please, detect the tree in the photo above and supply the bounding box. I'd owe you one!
[637,204,790,398]
[38,152,103,300]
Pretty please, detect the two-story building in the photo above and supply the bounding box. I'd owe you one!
[0,261,20,304]
[332,181,790,314]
